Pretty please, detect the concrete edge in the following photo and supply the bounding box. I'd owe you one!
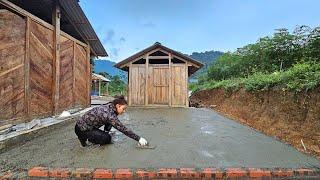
[0,116,78,153]
[1,167,319,179]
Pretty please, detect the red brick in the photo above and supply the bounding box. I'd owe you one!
[115,169,132,179]
[272,169,294,177]
[28,167,49,177]
[202,168,223,179]
[135,169,156,179]
[0,171,13,179]
[226,168,247,178]
[294,168,314,176]
[93,169,113,179]
[157,168,177,178]
[202,168,214,178]
[180,168,201,179]
[248,168,271,177]
[49,168,71,178]
[74,168,93,178]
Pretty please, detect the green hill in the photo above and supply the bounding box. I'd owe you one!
[188,50,224,79]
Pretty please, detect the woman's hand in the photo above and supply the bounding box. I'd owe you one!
[138,137,148,146]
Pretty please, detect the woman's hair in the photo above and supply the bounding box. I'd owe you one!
[112,95,128,105]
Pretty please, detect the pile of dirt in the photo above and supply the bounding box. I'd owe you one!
[190,87,320,159]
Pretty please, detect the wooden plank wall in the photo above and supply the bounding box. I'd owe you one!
[128,58,187,106]
[29,19,54,117]
[0,9,90,126]
[74,43,88,107]
[171,65,187,106]
[0,9,26,124]
[130,65,145,105]
[58,35,74,111]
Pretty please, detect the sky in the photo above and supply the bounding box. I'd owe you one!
[79,0,320,62]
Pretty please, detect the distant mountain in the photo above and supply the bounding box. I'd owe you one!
[93,59,127,82]
[189,50,224,78]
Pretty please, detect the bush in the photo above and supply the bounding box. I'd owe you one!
[192,62,320,92]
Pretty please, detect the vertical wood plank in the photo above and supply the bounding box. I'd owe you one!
[145,55,149,105]
[72,41,76,107]
[128,62,132,106]
[24,16,31,119]
[52,1,60,114]
[127,67,129,103]
[148,66,152,104]
[168,53,172,106]
[185,63,189,107]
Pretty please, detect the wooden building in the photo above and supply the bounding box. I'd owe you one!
[92,73,110,96]
[0,0,107,126]
[115,42,203,107]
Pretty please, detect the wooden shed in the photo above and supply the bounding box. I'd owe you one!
[92,73,110,96]
[115,42,203,107]
[0,0,107,126]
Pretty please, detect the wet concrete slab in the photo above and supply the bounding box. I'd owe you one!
[0,108,319,172]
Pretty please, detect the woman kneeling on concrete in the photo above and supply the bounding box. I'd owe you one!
[75,95,148,147]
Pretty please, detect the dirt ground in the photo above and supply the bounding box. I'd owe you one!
[190,87,320,159]
[1,107,320,173]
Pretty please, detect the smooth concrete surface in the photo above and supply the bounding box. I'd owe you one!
[1,107,319,172]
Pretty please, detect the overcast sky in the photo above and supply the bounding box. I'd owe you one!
[80,0,320,62]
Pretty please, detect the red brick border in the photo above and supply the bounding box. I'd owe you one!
[28,166,49,177]
[2,166,317,179]
[49,167,72,178]
[93,168,113,179]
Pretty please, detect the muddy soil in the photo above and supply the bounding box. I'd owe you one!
[190,87,320,159]
[1,107,319,173]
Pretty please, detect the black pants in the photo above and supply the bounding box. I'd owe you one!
[75,124,111,146]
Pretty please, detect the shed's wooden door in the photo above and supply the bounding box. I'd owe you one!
[148,65,169,105]
[130,65,146,105]
[171,65,187,106]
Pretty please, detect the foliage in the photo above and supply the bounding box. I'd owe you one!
[98,72,127,96]
[191,62,320,92]
[193,26,320,93]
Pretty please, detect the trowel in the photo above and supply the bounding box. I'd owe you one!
[136,143,157,149]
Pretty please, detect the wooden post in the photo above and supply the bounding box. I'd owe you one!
[128,62,132,106]
[52,0,61,114]
[24,17,31,119]
[106,82,109,95]
[168,53,172,107]
[185,63,189,107]
[145,55,149,105]
[98,79,101,96]
[86,46,91,106]
[72,41,76,107]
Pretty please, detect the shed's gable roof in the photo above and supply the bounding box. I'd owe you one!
[114,42,204,75]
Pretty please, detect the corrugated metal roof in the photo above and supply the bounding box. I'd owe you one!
[7,0,108,57]
[92,73,111,82]
[59,0,107,57]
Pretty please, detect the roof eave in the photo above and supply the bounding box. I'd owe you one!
[59,0,108,57]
